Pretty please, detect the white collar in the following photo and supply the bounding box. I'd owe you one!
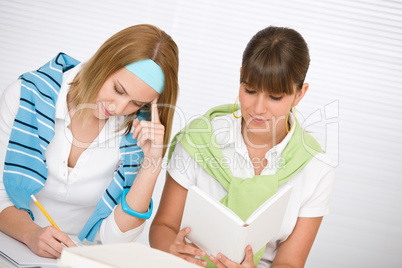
[55,62,81,121]
[210,111,296,160]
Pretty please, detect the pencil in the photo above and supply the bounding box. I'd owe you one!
[31,194,61,231]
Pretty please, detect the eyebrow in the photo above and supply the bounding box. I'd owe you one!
[116,80,147,104]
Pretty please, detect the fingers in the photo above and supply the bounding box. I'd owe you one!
[209,245,255,268]
[137,123,164,145]
[175,227,191,244]
[132,120,165,147]
[131,98,164,154]
[37,244,60,259]
[35,226,71,258]
[136,123,164,147]
[171,228,207,266]
[132,118,140,139]
[213,253,240,267]
[151,98,160,123]
[53,228,76,248]
[174,249,207,267]
[241,245,255,266]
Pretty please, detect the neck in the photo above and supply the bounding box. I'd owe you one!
[241,119,288,150]
[67,93,107,123]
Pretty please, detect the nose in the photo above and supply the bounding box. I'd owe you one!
[109,100,130,116]
[254,95,267,114]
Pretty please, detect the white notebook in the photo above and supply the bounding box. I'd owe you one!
[0,231,57,268]
[180,185,293,263]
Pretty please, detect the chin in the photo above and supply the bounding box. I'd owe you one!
[93,110,104,120]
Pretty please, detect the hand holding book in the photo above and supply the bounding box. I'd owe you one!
[169,227,208,267]
[180,185,293,264]
[208,244,256,267]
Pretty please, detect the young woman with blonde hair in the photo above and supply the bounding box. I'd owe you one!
[0,24,179,258]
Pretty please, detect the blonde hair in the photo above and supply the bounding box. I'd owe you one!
[69,24,179,156]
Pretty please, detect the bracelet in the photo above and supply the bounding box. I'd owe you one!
[121,188,153,219]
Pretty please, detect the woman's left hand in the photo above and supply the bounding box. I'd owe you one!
[132,98,165,161]
[209,245,256,268]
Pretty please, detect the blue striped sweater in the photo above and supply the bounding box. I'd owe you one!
[3,53,144,242]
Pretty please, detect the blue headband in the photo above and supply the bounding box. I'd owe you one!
[125,59,165,94]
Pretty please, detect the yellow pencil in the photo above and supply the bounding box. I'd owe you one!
[31,194,61,231]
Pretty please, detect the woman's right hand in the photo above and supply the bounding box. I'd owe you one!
[170,227,208,267]
[25,225,76,258]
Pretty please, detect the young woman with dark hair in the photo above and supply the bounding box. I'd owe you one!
[150,26,335,268]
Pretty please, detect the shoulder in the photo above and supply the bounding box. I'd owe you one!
[0,79,22,112]
[169,141,192,159]
[1,79,22,98]
[187,104,236,131]
[300,152,336,186]
[62,62,83,85]
[309,152,335,171]
[289,152,336,217]
[210,113,236,131]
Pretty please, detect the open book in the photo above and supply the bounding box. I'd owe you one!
[58,242,198,268]
[180,185,293,263]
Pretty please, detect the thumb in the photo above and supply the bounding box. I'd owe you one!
[132,119,140,139]
[132,118,140,127]
[175,227,190,244]
[242,245,254,265]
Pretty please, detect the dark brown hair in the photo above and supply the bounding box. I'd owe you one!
[241,26,310,95]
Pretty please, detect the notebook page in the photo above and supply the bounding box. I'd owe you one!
[0,231,57,267]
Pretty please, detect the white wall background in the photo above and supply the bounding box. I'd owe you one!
[1,0,401,267]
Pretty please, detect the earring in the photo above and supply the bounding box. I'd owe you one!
[286,106,296,133]
[233,96,242,118]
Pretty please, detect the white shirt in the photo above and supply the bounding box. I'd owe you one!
[167,111,336,267]
[0,64,144,244]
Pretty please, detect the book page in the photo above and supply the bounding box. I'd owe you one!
[180,186,247,260]
[58,242,198,268]
[246,185,293,224]
[181,185,293,263]
[242,186,293,257]
[191,186,245,225]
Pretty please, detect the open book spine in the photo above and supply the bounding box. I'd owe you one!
[230,226,249,264]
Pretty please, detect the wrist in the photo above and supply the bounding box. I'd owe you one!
[21,224,41,245]
[121,189,153,219]
[141,156,163,172]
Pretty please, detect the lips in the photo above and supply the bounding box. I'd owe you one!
[101,103,112,117]
[251,116,267,124]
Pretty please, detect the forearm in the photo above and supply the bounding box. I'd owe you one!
[149,173,188,252]
[113,160,161,232]
[0,206,41,244]
[149,222,178,252]
[271,217,323,268]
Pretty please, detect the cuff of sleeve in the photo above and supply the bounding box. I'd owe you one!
[100,206,146,244]
[166,142,197,189]
[299,207,330,217]
[0,202,14,214]
[0,194,15,214]
[166,169,191,190]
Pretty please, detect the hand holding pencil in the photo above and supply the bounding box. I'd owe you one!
[27,194,76,258]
